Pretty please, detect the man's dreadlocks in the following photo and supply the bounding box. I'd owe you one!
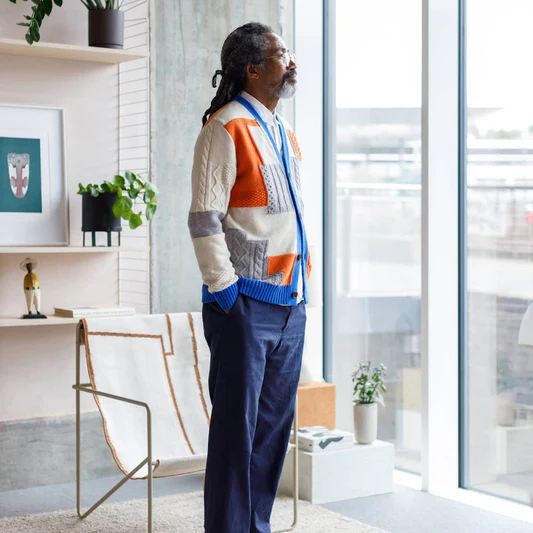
[202,22,273,125]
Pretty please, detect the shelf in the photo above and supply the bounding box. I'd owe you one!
[0,314,143,328]
[0,246,148,254]
[0,316,80,328]
[0,38,148,64]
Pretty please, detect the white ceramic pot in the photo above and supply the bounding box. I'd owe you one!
[353,402,378,444]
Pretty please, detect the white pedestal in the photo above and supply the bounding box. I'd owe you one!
[279,440,394,504]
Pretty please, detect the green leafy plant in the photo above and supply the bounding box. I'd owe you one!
[8,0,123,45]
[77,171,158,230]
[352,362,387,406]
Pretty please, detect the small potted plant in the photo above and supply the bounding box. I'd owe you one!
[78,171,157,246]
[10,0,125,49]
[86,0,124,49]
[352,362,387,444]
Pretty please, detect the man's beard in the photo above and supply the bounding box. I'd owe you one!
[268,71,297,99]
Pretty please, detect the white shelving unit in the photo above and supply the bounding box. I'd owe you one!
[0,38,148,64]
[0,241,149,325]
[0,316,80,328]
[0,1,151,329]
[0,246,148,254]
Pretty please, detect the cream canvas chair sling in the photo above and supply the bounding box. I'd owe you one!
[73,313,299,533]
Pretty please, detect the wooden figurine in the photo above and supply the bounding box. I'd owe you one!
[20,257,47,319]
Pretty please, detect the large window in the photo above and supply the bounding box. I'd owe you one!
[334,0,422,473]
[464,0,533,503]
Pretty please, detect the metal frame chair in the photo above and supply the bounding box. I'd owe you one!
[73,320,299,532]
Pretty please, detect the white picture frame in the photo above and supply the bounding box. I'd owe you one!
[0,104,68,246]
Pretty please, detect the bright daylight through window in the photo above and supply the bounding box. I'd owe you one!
[334,0,422,474]
[464,0,533,504]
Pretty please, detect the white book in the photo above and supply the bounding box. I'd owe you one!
[290,426,354,453]
[54,306,136,318]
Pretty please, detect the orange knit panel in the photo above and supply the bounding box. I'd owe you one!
[306,249,312,280]
[224,118,268,208]
[268,254,297,286]
[287,130,302,160]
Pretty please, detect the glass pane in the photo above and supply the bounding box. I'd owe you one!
[334,0,422,473]
[465,0,533,503]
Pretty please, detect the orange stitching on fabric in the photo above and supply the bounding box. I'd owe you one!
[88,331,160,340]
[160,336,196,455]
[83,323,196,475]
[165,314,175,356]
[187,313,211,425]
[82,319,130,478]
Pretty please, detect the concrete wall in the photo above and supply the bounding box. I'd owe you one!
[151,0,294,313]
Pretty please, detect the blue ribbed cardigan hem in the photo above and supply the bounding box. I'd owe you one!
[206,281,239,310]
[202,276,309,307]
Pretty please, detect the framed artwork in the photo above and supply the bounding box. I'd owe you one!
[0,104,68,246]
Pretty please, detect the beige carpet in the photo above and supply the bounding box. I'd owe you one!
[0,491,389,532]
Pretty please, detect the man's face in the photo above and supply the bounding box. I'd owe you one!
[259,33,297,99]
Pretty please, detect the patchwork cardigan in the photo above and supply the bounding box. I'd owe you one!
[188,97,312,310]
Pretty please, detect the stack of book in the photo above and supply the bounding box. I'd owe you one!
[54,306,136,318]
[290,425,354,453]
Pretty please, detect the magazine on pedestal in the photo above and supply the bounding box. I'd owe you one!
[290,425,354,453]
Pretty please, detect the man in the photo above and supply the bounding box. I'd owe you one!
[188,22,312,533]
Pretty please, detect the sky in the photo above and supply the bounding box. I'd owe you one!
[336,0,533,111]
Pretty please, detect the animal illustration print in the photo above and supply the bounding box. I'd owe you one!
[7,153,30,199]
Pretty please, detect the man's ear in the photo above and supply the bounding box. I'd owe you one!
[245,64,261,81]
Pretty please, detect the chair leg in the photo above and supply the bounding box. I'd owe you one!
[74,327,156,525]
[75,401,153,521]
[75,334,82,518]
[147,407,153,533]
[73,385,155,523]
[147,475,153,533]
[77,459,149,519]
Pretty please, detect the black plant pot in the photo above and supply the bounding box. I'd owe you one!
[82,192,122,247]
[88,10,124,50]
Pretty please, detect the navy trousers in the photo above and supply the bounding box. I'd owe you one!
[202,292,306,533]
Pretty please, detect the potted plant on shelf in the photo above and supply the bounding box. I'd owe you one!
[78,171,157,247]
[352,362,387,445]
[9,0,125,49]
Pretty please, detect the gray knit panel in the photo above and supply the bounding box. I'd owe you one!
[248,239,269,279]
[226,228,266,279]
[290,157,304,213]
[265,271,285,285]
[261,163,294,214]
[225,228,284,286]
[188,210,225,238]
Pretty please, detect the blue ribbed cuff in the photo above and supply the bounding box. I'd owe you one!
[212,281,239,310]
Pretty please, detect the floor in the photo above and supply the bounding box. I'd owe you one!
[324,484,533,533]
[1,474,533,533]
[475,471,533,505]
[3,414,533,530]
